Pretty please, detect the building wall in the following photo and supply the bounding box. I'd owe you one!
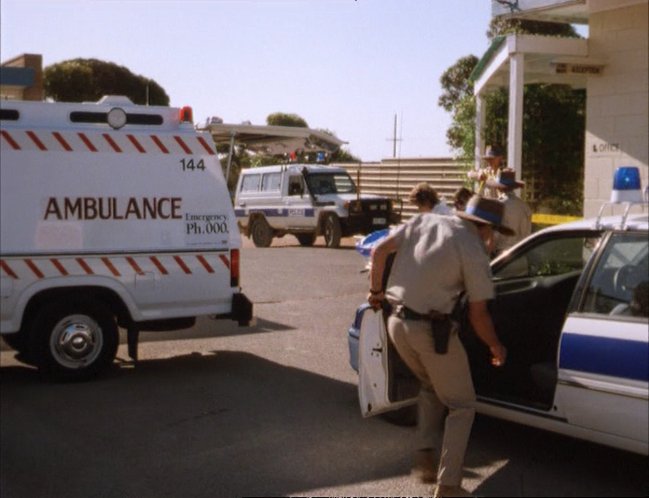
[0,53,43,101]
[584,2,648,216]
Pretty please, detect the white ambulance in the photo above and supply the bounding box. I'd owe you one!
[0,96,252,379]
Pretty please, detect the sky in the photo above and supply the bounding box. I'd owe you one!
[1,0,498,161]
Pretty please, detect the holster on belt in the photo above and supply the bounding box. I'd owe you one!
[431,315,451,355]
[393,305,451,355]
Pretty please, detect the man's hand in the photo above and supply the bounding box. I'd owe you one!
[489,344,507,367]
[367,290,384,310]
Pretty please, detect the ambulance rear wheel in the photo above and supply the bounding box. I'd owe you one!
[30,299,118,380]
[323,214,342,248]
[296,233,316,247]
[250,218,273,248]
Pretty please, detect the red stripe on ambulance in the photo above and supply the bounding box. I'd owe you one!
[50,258,69,276]
[52,132,73,151]
[103,134,122,153]
[1,131,20,150]
[0,260,18,279]
[27,131,47,151]
[126,257,145,276]
[174,136,192,154]
[219,255,230,270]
[76,258,94,275]
[197,255,215,273]
[174,255,192,274]
[151,135,170,153]
[78,133,98,152]
[197,136,216,155]
[101,257,121,277]
[150,256,168,275]
[25,259,45,278]
[127,134,146,153]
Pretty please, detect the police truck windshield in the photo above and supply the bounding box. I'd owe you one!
[305,172,357,195]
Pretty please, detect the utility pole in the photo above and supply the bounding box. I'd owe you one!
[388,113,402,159]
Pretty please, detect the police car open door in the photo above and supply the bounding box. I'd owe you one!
[358,308,417,417]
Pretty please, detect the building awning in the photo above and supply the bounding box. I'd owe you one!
[202,122,346,156]
[471,33,604,178]
[472,33,598,95]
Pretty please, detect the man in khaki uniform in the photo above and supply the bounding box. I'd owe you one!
[467,145,505,199]
[368,195,509,498]
[486,169,532,255]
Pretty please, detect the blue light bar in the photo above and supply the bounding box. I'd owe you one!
[611,166,643,203]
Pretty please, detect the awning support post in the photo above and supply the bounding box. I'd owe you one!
[508,52,524,181]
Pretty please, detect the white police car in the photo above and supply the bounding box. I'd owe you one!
[348,167,648,455]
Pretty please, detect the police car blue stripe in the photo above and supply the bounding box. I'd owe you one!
[560,333,649,382]
[234,208,315,218]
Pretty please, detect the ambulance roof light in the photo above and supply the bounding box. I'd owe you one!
[611,166,643,203]
[180,106,193,124]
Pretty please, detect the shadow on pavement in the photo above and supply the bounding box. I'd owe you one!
[0,350,413,498]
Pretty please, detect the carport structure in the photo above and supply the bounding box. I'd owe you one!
[201,121,346,185]
[472,32,597,180]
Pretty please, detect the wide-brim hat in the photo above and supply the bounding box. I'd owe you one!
[482,145,503,159]
[486,169,525,189]
[456,195,515,235]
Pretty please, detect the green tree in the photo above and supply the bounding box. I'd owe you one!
[439,19,585,214]
[266,112,308,128]
[44,58,169,105]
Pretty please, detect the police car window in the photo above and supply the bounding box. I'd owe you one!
[493,235,597,280]
[241,174,260,192]
[582,233,649,318]
[261,173,282,192]
[306,173,356,195]
[288,176,304,196]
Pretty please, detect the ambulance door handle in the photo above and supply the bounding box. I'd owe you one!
[238,201,246,207]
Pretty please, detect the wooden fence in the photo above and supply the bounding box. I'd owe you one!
[334,157,467,220]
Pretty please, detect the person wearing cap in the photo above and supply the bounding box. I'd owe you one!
[409,182,452,215]
[486,169,532,256]
[467,145,505,198]
[367,195,509,498]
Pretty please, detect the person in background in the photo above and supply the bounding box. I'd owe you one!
[409,182,452,215]
[486,169,532,256]
[368,195,509,498]
[453,187,474,212]
[467,145,505,198]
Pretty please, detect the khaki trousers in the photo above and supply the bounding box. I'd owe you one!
[387,315,476,487]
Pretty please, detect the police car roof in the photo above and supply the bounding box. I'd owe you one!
[241,163,348,174]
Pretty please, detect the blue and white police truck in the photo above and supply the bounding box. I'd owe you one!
[349,167,648,455]
[234,164,401,248]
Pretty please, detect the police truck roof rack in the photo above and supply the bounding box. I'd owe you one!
[596,166,648,230]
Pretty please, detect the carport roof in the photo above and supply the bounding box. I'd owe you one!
[201,122,347,156]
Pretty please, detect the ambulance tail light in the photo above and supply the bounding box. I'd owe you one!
[179,106,193,124]
[230,249,240,287]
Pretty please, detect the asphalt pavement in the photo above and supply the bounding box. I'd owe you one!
[1,236,648,498]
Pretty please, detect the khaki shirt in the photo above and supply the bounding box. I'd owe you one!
[494,192,532,254]
[385,214,494,314]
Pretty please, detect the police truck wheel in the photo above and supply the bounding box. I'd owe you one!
[30,299,118,380]
[296,233,316,247]
[323,215,342,248]
[250,218,273,248]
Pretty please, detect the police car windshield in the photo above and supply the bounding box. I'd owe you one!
[305,172,357,195]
